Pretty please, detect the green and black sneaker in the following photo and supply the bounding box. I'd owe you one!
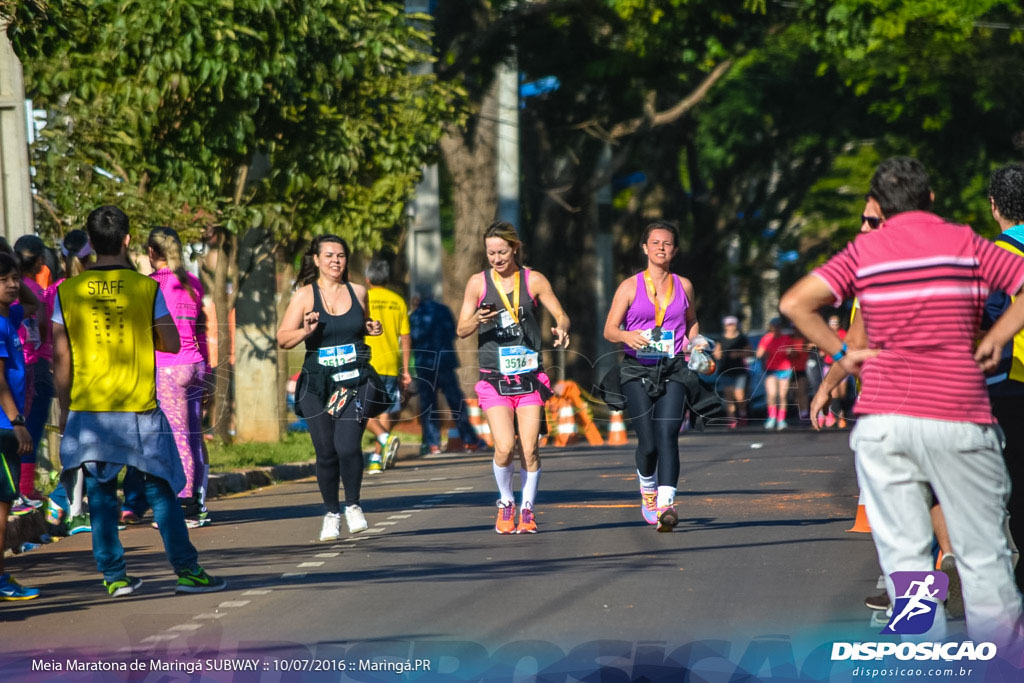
[104,576,143,597]
[175,566,227,594]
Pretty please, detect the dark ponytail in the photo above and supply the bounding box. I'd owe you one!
[296,235,349,289]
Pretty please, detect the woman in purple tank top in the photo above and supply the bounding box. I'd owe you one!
[603,221,704,532]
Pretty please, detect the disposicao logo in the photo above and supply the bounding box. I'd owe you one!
[883,571,949,635]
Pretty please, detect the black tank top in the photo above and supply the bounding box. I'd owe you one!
[302,281,371,375]
[477,269,543,373]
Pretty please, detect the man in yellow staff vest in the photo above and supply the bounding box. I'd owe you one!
[984,162,1024,593]
[52,206,226,598]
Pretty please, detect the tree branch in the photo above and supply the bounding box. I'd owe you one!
[608,59,734,139]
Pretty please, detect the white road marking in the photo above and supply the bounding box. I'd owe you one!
[218,600,252,608]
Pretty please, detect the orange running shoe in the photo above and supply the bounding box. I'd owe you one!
[516,504,538,534]
[495,500,516,534]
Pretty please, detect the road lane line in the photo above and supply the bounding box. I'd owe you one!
[218,600,252,608]
[315,552,340,558]
[297,562,324,568]
[169,624,203,632]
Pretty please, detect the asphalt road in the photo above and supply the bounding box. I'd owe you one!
[0,428,945,681]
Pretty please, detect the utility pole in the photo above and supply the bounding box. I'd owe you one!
[495,61,519,226]
[0,20,34,241]
[405,0,443,300]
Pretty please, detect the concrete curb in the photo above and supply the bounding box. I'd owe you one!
[4,445,426,555]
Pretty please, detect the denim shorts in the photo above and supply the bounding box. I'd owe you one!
[380,375,403,415]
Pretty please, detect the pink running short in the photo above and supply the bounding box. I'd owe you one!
[475,371,551,412]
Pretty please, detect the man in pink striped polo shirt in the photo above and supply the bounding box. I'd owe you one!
[781,157,1024,654]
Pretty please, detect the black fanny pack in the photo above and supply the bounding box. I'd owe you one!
[480,371,553,401]
[295,361,371,418]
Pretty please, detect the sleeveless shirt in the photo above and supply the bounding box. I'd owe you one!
[476,269,543,374]
[302,281,371,379]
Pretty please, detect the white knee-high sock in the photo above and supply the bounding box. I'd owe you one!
[493,462,515,503]
[521,468,541,509]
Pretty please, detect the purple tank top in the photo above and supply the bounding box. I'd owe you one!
[623,272,689,364]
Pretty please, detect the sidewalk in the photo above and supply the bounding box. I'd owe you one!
[3,441,426,556]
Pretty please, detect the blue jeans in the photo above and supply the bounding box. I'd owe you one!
[121,466,149,517]
[414,369,482,449]
[84,466,198,582]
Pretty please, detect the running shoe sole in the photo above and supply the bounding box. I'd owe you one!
[656,508,678,532]
[941,555,964,619]
[176,575,227,594]
[383,437,400,469]
[105,576,143,598]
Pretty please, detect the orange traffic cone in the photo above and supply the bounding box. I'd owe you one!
[847,498,871,533]
[444,427,463,453]
[466,398,492,447]
[607,410,628,445]
[553,402,578,447]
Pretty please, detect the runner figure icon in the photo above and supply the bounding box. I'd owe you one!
[887,575,939,633]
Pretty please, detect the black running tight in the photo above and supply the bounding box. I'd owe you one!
[622,379,688,487]
[298,383,371,513]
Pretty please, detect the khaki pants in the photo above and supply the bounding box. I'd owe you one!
[852,414,1023,654]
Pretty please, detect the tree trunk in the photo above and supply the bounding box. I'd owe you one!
[439,75,500,388]
[201,228,236,444]
[233,227,281,442]
[276,249,296,434]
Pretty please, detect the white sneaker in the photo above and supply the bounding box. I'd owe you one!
[345,504,368,533]
[319,512,342,542]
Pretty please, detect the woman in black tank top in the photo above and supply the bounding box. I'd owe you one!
[455,221,570,535]
[278,235,384,543]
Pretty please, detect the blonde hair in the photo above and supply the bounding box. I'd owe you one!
[147,227,198,303]
[483,220,523,267]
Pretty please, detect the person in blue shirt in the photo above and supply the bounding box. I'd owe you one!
[983,162,1024,594]
[409,285,485,454]
[0,251,40,600]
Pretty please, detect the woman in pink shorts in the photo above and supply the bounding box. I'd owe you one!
[456,222,570,535]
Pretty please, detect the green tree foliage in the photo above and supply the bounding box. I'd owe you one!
[8,0,464,250]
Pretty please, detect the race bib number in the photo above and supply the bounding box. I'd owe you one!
[331,368,360,382]
[636,329,676,360]
[318,344,357,367]
[498,345,539,376]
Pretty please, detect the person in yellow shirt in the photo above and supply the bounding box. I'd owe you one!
[364,258,411,473]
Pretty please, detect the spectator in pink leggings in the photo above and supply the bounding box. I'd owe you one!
[121,227,210,528]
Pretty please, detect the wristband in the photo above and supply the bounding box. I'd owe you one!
[832,343,848,363]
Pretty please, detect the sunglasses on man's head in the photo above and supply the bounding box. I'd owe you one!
[861,215,882,229]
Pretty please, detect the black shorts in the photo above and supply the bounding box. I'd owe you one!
[0,429,20,503]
